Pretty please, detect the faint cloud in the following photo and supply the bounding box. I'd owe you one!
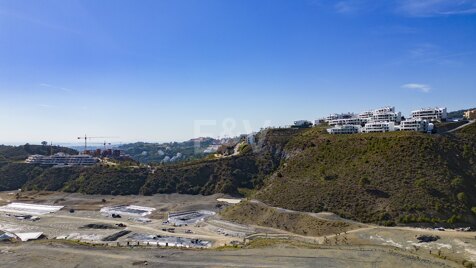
[396,0,476,17]
[335,1,356,14]
[408,43,439,59]
[409,43,475,65]
[306,0,381,15]
[402,83,431,93]
[40,83,73,92]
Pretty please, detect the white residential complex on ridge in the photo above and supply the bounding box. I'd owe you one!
[325,106,446,134]
[25,153,98,167]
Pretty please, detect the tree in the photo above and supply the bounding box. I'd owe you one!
[41,141,48,146]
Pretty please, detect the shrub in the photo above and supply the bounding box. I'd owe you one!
[457,192,467,203]
[414,178,427,188]
[451,177,464,189]
[471,207,476,215]
[447,215,460,224]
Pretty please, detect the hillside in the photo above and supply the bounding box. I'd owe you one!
[1,125,475,227]
[256,125,476,226]
[0,128,301,195]
[220,200,361,236]
[0,144,78,162]
[447,107,476,119]
[118,138,221,164]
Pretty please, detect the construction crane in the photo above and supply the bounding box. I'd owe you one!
[77,135,117,151]
[103,141,112,150]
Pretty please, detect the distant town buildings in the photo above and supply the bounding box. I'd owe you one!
[25,153,98,167]
[82,148,122,158]
[464,109,476,120]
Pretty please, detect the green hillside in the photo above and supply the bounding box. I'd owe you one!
[256,125,476,226]
[118,138,220,164]
[221,200,360,236]
[0,128,301,196]
[0,144,77,161]
[1,125,475,227]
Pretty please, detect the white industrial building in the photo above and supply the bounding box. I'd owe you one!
[411,107,447,121]
[326,125,361,134]
[25,153,98,167]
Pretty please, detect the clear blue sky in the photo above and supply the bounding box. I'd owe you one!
[0,0,475,144]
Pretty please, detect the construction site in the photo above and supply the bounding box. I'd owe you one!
[0,191,476,267]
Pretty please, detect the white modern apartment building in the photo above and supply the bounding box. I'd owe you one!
[327,125,361,134]
[328,117,368,126]
[358,111,374,119]
[325,113,354,122]
[25,153,98,167]
[362,122,395,133]
[323,105,445,134]
[371,106,402,123]
[411,107,447,121]
[374,106,395,114]
[399,118,430,132]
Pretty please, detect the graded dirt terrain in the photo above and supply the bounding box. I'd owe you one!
[1,191,476,267]
[0,241,457,268]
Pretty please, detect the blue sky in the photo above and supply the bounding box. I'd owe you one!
[0,0,475,144]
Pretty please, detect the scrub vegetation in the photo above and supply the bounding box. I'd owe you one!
[1,124,476,227]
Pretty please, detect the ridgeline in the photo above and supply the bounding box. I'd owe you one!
[1,123,475,227]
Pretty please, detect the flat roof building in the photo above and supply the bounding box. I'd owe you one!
[362,122,395,133]
[327,125,361,134]
[25,153,98,167]
[399,118,429,132]
[328,117,368,126]
[411,107,447,121]
[325,113,354,122]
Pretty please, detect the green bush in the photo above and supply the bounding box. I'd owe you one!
[451,177,464,189]
[471,207,476,215]
[414,178,427,188]
[457,192,467,203]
